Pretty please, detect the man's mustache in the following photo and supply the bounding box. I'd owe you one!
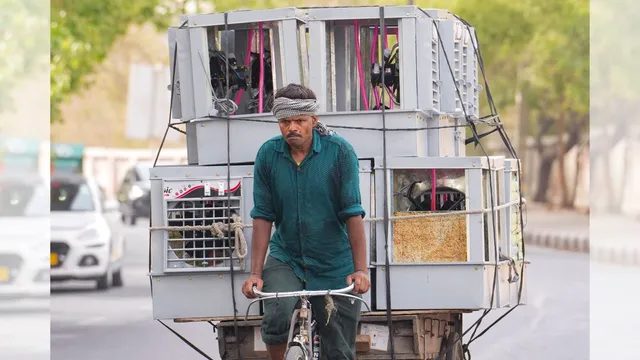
[287,133,301,138]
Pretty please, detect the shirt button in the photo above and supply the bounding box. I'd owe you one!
[298,189,301,193]
[297,167,301,171]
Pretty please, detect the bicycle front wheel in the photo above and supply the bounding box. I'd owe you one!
[284,345,306,360]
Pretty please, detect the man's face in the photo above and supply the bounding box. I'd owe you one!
[278,115,317,148]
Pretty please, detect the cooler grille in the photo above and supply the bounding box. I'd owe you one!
[164,196,243,272]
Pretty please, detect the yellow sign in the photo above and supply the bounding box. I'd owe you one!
[51,253,59,266]
[0,267,9,282]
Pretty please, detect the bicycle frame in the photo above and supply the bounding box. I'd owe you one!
[246,283,371,360]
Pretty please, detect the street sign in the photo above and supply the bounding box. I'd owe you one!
[125,63,181,142]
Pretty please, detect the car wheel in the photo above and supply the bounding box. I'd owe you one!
[112,269,123,287]
[96,270,111,291]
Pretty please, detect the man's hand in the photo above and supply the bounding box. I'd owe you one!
[346,270,370,294]
[242,274,263,299]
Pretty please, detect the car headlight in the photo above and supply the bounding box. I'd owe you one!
[78,228,100,241]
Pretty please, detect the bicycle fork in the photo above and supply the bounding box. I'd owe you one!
[286,298,315,359]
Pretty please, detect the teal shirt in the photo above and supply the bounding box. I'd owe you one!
[250,130,366,291]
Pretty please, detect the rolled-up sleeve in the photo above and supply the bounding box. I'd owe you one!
[250,146,276,222]
[337,142,366,221]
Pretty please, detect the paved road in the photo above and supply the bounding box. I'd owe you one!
[0,307,50,360]
[462,247,589,360]
[50,222,637,360]
[51,223,219,360]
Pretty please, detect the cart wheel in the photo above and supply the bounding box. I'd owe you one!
[284,345,305,360]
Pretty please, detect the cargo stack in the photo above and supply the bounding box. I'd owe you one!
[148,5,527,320]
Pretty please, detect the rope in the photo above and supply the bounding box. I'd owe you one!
[153,213,248,262]
[149,198,524,233]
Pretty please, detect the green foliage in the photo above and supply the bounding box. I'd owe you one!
[50,0,175,123]
[0,0,49,115]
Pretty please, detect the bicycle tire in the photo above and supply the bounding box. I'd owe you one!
[284,345,306,360]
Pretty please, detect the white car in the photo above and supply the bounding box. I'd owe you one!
[0,173,50,299]
[50,172,125,290]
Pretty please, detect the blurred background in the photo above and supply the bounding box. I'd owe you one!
[0,0,637,359]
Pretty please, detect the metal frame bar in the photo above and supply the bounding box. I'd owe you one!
[308,20,330,112]
[306,6,423,21]
[280,19,304,86]
[372,155,492,170]
[463,26,480,119]
[168,28,183,120]
[415,17,439,114]
[466,168,485,263]
[436,19,457,114]
[176,28,195,120]
[398,17,418,110]
[189,28,212,119]
[182,8,307,28]
[503,159,522,260]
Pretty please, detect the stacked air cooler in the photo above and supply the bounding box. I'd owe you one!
[149,5,526,321]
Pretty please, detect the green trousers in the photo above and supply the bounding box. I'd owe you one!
[260,256,361,360]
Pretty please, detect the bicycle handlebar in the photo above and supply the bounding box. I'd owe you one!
[252,283,355,298]
[244,283,371,320]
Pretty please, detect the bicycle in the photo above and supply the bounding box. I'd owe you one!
[245,283,371,360]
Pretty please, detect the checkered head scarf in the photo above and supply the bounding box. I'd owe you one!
[271,97,336,136]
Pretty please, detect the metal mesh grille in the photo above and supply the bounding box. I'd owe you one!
[164,195,242,271]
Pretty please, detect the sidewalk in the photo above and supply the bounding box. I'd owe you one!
[522,202,640,266]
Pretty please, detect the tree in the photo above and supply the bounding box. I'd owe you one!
[50,0,177,123]
[431,0,589,207]
[0,0,49,117]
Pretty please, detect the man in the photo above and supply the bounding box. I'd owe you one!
[241,83,370,360]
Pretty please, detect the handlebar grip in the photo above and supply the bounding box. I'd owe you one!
[252,285,264,297]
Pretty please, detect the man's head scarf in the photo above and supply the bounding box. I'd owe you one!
[271,97,335,136]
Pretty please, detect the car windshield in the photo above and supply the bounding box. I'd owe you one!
[50,181,95,212]
[0,181,49,217]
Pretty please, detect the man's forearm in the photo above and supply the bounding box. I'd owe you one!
[346,216,368,272]
[250,218,273,277]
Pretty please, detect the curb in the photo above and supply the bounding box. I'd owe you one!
[524,231,590,253]
[524,231,640,267]
[590,244,640,267]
